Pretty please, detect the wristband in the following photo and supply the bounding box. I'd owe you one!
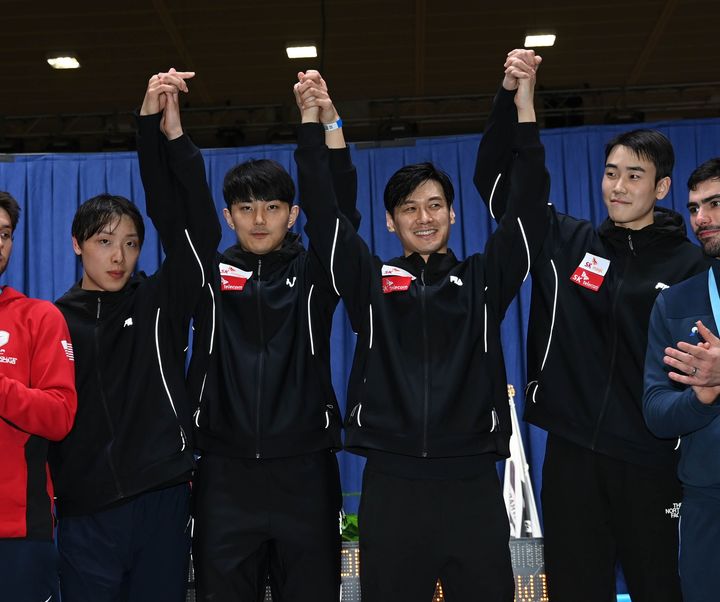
[322,119,343,131]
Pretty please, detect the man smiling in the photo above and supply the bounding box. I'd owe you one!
[295,53,549,601]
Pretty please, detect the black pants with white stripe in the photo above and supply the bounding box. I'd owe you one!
[193,451,342,602]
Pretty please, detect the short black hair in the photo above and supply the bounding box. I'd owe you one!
[687,158,720,191]
[72,194,145,246]
[384,162,455,213]
[0,191,20,231]
[223,159,295,209]
[604,129,674,183]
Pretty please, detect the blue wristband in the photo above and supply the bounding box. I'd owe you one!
[322,119,343,131]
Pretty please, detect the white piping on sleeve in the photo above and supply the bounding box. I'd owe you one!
[194,371,207,428]
[368,304,374,349]
[155,307,185,451]
[330,218,340,296]
[207,284,216,354]
[516,217,531,283]
[308,284,316,356]
[674,437,681,451]
[184,228,205,288]
[488,172,502,220]
[540,260,558,371]
[484,303,488,353]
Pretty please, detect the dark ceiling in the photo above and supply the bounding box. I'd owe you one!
[2,0,719,151]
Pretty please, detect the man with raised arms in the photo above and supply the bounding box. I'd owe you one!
[294,53,549,601]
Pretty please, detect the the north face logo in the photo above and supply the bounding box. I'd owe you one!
[0,330,9,348]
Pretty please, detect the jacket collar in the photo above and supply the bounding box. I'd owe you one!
[220,232,304,278]
[598,206,691,252]
[389,249,459,285]
[55,274,143,316]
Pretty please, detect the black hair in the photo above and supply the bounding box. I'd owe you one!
[687,158,720,191]
[72,194,145,246]
[0,191,20,231]
[604,129,674,183]
[383,162,455,213]
[223,159,295,209]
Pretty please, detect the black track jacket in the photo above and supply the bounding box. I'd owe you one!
[189,146,359,459]
[295,122,549,460]
[50,114,221,516]
[474,87,710,468]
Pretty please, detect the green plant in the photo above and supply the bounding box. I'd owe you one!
[341,512,359,542]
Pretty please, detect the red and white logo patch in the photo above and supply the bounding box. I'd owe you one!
[570,253,610,292]
[381,265,416,294]
[219,263,253,292]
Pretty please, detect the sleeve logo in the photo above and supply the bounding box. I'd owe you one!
[61,340,75,362]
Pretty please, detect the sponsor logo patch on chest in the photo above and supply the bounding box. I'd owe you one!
[0,329,17,364]
[219,263,253,292]
[381,265,416,294]
[570,252,611,292]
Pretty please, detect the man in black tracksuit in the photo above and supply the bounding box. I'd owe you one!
[187,71,359,601]
[295,62,549,601]
[474,50,710,602]
[50,71,220,601]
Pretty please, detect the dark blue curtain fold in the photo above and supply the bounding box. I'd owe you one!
[2,116,719,517]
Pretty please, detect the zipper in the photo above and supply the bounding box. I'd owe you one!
[94,297,124,498]
[255,259,264,459]
[591,250,628,449]
[627,232,635,254]
[420,269,429,457]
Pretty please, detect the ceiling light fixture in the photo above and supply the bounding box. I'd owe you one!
[524,34,556,48]
[47,54,80,69]
[286,44,317,59]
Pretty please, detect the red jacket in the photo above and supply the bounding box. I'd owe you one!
[0,286,77,539]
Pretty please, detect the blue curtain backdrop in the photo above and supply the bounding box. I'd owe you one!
[2,116,719,518]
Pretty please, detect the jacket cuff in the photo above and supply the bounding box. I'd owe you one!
[690,393,720,415]
[514,122,541,148]
[165,133,198,163]
[135,111,162,135]
[328,146,352,171]
[296,122,325,147]
[496,85,517,104]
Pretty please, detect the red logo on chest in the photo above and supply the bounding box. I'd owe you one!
[219,263,253,292]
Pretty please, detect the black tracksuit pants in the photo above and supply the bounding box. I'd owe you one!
[358,462,514,602]
[541,435,682,602]
[193,451,342,602]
